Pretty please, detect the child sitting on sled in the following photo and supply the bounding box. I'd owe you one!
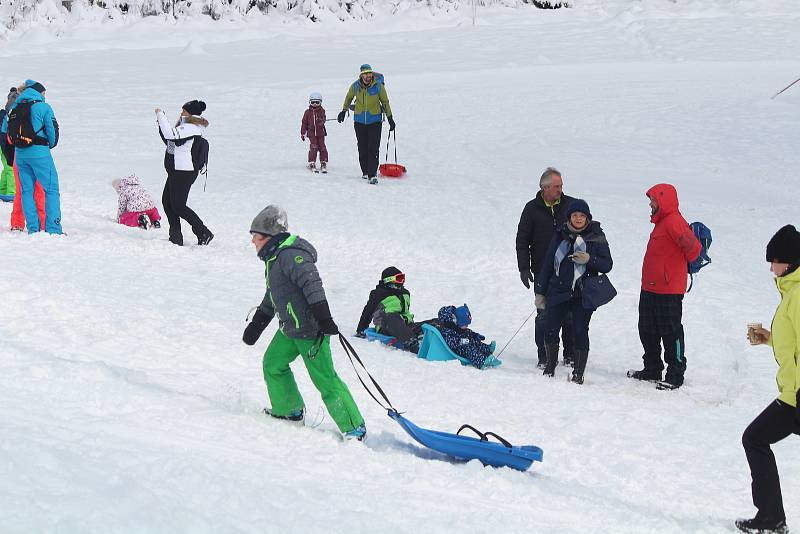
[112,175,161,229]
[300,92,328,173]
[355,266,419,352]
[431,304,499,369]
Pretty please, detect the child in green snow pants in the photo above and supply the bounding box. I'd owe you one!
[263,330,364,433]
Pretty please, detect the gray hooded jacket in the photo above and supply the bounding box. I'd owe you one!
[258,234,327,340]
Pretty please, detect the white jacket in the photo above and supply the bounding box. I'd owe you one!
[157,111,207,172]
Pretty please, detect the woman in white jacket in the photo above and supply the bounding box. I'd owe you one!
[156,100,213,246]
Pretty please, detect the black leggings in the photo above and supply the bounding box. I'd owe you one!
[354,122,382,178]
[742,399,800,521]
[162,169,206,242]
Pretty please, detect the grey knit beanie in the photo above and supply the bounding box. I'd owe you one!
[250,205,288,236]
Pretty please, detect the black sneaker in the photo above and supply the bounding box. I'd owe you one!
[657,376,684,390]
[263,407,304,425]
[137,214,149,229]
[152,220,161,229]
[627,369,662,382]
[197,229,214,245]
[735,516,787,533]
[536,361,546,370]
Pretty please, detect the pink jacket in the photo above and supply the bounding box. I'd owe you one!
[113,175,156,219]
[301,106,327,137]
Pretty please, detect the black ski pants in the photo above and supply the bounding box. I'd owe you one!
[742,399,800,521]
[354,122,382,178]
[545,293,593,352]
[638,291,686,382]
[162,169,207,244]
[374,311,414,344]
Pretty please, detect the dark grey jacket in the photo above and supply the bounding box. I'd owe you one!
[258,234,328,340]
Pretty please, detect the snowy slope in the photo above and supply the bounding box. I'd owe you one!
[1,2,800,532]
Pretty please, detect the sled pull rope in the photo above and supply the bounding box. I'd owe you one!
[339,334,399,413]
[456,424,513,449]
[383,130,398,165]
[494,308,537,358]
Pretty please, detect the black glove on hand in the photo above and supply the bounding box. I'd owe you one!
[520,270,533,289]
[310,300,339,335]
[337,110,346,123]
[387,115,396,131]
[243,308,271,345]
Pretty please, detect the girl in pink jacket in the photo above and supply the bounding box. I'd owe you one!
[301,92,328,173]
[112,175,162,229]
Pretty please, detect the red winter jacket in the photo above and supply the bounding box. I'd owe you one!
[301,106,327,138]
[641,184,701,295]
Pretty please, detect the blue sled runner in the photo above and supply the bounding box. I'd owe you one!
[388,410,543,471]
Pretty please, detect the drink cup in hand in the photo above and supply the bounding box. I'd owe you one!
[747,322,763,345]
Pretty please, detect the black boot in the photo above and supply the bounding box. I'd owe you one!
[542,343,559,377]
[571,349,588,384]
[735,516,787,534]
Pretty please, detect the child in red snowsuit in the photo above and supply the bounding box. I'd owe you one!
[300,92,328,172]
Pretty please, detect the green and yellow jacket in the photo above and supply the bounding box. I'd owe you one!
[342,77,392,125]
[769,267,800,407]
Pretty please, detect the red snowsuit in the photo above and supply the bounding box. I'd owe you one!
[301,105,328,164]
[10,163,45,231]
[641,184,701,294]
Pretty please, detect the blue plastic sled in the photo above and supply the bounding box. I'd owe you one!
[388,410,543,471]
[0,193,13,203]
[364,327,399,347]
[417,323,501,368]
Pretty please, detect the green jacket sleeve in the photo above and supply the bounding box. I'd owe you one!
[379,84,392,117]
[342,84,355,111]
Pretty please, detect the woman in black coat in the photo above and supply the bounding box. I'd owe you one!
[534,199,613,383]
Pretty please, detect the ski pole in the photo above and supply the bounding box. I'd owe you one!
[771,75,800,99]
[494,308,537,358]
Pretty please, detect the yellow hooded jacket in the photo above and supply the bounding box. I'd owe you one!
[769,266,800,407]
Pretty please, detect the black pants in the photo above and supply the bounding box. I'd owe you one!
[742,399,800,521]
[162,169,206,244]
[374,311,414,344]
[545,293,593,351]
[354,122,382,178]
[638,291,685,382]
[534,276,574,363]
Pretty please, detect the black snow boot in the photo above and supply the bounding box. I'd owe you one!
[542,343,559,377]
[137,214,149,229]
[627,368,662,382]
[735,516,787,534]
[571,349,589,384]
[563,351,574,367]
[197,228,214,246]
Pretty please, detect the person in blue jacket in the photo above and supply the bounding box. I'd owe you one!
[535,199,613,383]
[0,80,62,234]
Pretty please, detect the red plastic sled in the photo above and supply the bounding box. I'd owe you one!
[379,163,406,178]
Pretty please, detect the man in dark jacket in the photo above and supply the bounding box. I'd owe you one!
[242,205,366,440]
[516,167,575,368]
[628,184,701,390]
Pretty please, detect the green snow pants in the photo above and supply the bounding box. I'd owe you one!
[263,329,364,433]
[0,151,15,196]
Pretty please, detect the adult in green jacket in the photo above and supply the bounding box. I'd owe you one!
[242,205,366,441]
[737,224,800,534]
[337,64,395,184]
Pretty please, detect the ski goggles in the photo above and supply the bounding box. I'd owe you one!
[310,100,321,106]
[383,273,405,285]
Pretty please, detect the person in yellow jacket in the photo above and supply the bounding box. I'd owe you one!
[337,64,394,184]
[737,224,800,534]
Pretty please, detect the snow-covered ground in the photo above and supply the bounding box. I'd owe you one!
[2,2,800,532]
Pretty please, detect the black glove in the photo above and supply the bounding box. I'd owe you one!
[387,115,396,131]
[337,110,346,123]
[355,331,367,339]
[243,308,271,345]
[310,300,339,335]
[520,270,533,289]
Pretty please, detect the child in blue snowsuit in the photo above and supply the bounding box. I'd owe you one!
[0,80,62,234]
[434,304,499,369]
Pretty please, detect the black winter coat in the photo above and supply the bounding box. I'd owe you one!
[356,283,411,334]
[516,192,575,276]
[534,220,613,308]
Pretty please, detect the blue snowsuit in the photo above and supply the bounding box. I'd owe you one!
[0,82,61,234]
[435,306,494,368]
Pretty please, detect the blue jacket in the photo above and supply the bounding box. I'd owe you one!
[535,221,613,308]
[0,87,59,160]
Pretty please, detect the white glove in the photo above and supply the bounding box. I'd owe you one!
[571,251,590,265]
[534,294,546,310]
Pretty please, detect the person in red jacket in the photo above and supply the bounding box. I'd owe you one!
[629,183,701,389]
[300,92,328,173]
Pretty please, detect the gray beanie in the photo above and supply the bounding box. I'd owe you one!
[250,205,288,236]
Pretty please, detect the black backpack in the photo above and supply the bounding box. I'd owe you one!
[7,101,48,148]
[191,135,209,174]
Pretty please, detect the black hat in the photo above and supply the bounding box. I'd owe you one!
[182,100,206,116]
[766,225,800,263]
